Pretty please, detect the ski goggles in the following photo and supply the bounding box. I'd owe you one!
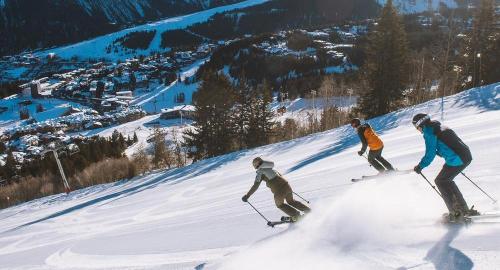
[413,115,430,129]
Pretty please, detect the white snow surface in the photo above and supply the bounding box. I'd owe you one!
[1,83,500,270]
[377,0,458,13]
[36,0,269,61]
[0,96,87,134]
[273,96,358,124]
[132,58,206,114]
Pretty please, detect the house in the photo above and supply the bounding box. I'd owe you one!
[30,81,42,98]
[115,91,133,97]
[160,105,195,120]
[174,93,185,103]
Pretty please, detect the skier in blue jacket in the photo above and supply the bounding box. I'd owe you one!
[412,114,479,219]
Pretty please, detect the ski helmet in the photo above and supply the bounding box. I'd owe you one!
[412,114,430,128]
[351,118,361,128]
[252,157,263,169]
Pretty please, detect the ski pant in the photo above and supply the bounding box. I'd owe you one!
[271,177,310,217]
[435,163,469,213]
[368,147,394,172]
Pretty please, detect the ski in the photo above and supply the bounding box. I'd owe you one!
[439,211,500,225]
[267,216,299,228]
[468,212,500,221]
[267,220,292,227]
[441,216,472,225]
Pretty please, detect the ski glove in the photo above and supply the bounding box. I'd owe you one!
[357,151,364,156]
[242,194,249,202]
[414,165,422,174]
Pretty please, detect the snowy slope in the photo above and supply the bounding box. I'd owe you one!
[131,58,207,113]
[0,83,499,270]
[377,0,458,13]
[36,0,270,61]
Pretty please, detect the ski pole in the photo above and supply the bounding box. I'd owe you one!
[293,191,310,204]
[419,172,443,199]
[246,201,271,223]
[460,172,497,204]
[361,154,373,167]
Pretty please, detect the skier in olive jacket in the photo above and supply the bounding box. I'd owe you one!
[351,118,394,172]
[412,114,479,218]
[242,157,310,219]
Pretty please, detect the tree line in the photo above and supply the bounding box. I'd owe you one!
[356,0,499,118]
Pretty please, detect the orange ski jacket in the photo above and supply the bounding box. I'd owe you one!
[357,123,383,152]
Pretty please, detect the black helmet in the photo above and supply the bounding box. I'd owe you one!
[412,114,430,128]
[351,118,361,128]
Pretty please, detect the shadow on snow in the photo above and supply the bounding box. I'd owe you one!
[4,151,246,233]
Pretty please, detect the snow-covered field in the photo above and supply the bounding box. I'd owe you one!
[0,83,499,270]
[36,0,270,61]
[0,96,87,134]
[132,58,206,114]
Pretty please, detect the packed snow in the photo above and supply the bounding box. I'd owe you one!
[0,83,499,270]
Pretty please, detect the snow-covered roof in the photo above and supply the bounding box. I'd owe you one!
[161,105,196,114]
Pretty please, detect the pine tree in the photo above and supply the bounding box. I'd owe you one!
[133,132,139,143]
[152,127,171,169]
[246,81,275,148]
[0,142,6,155]
[118,133,126,149]
[232,74,252,150]
[129,72,137,91]
[466,0,498,86]
[257,81,275,145]
[183,71,236,161]
[110,130,123,158]
[358,0,409,118]
[482,33,500,84]
[3,151,17,179]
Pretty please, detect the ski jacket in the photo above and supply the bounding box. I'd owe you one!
[245,160,289,197]
[418,121,469,169]
[357,123,383,152]
[255,161,281,184]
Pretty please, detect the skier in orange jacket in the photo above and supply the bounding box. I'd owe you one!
[351,118,394,172]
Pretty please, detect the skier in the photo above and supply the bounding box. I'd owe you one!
[412,114,479,220]
[242,157,310,221]
[351,118,394,172]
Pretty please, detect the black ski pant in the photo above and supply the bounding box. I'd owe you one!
[435,163,469,213]
[368,147,394,172]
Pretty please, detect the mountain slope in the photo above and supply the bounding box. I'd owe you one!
[377,0,458,13]
[0,0,242,56]
[35,0,270,61]
[0,83,499,269]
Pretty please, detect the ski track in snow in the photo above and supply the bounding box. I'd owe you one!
[0,83,499,269]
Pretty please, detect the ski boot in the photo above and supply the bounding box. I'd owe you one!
[281,215,301,223]
[442,211,471,224]
[465,205,480,217]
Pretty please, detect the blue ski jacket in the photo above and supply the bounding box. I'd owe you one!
[419,125,464,169]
